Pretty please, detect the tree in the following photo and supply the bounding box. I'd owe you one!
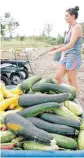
[0,17,6,37]
[43,24,53,37]
[42,30,45,36]
[0,23,6,37]
[0,12,19,38]
[5,12,10,19]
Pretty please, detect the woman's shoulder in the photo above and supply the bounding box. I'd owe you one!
[74,23,82,29]
[73,23,83,35]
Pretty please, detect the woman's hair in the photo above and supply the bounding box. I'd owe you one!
[66,6,79,19]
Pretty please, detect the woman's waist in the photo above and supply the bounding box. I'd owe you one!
[63,49,81,57]
[61,52,81,61]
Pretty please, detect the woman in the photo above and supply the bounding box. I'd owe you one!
[50,6,83,92]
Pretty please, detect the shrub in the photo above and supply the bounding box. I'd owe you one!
[20,36,25,41]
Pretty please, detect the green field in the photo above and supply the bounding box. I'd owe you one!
[1,36,84,54]
[1,36,57,51]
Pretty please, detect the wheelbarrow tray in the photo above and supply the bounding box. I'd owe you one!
[1,59,28,66]
[0,63,21,73]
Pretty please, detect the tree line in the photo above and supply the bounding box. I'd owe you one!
[0,12,84,44]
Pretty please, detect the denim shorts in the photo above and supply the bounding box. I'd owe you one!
[59,55,82,70]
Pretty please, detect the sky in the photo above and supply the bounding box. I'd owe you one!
[0,0,84,37]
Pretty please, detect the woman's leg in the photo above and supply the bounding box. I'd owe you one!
[67,69,78,91]
[55,64,67,84]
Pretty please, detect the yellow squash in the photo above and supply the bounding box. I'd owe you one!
[8,104,17,110]
[0,89,4,102]
[9,86,22,95]
[0,83,19,98]
[14,104,23,110]
[0,97,19,111]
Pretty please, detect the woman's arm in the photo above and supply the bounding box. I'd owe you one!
[56,44,64,48]
[50,44,64,52]
[50,25,82,54]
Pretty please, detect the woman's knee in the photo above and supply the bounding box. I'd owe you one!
[55,75,62,84]
[68,75,78,91]
[67,70,77,84]
[68,76,73,83]
[55,64,66,84]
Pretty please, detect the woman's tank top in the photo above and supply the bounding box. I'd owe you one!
[64,25,82,58]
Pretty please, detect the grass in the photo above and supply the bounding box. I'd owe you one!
[1,36,57,52]
[1,36,84,54]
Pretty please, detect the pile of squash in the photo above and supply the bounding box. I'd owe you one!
[0,75,84,151]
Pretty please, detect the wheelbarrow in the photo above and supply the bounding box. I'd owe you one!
[0,63,25,85]
[1,48,34,79]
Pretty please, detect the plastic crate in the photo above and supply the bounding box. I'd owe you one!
[1,150,84,157]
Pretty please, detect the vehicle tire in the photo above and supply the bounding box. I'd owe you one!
[10,72,25,85]
[23,66,28,71]
[0,75,11,85]
[20,68,29,79]
[24,65,34,75]
[2,73,8,78]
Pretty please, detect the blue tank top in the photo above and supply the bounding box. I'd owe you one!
[64,27,82,57]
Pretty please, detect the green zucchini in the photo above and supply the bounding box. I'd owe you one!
[0,113,5,124]
[78,130,84,149]
[23,140,59,150]
[27,88,35,94]
[21,75,42,93]
[80,120,84,130]
[51,79,58,84]
[81,112,84,119]
[60,84,76,100]
[0,110,20,124]
[12,136,25,144]
[17,102,60,117]
[27,117,79,136]
[0,130,15,143]
[39,78,53,84]
[5,113,53,144]
[32,83,76,100]
[18,93,70,107]
[36,78,58,85]
[64,100,83,116]
[52,134,77,149]
[73,98,81,105]
[45,91,56,94]
[54,105,80,122]
[41,113,80,129]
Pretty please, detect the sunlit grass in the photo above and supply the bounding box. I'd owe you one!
[1,36,57,51]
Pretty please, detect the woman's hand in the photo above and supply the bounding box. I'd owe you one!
[49,48,61,55]
[49,44,64,55]
[49,49,57,55]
